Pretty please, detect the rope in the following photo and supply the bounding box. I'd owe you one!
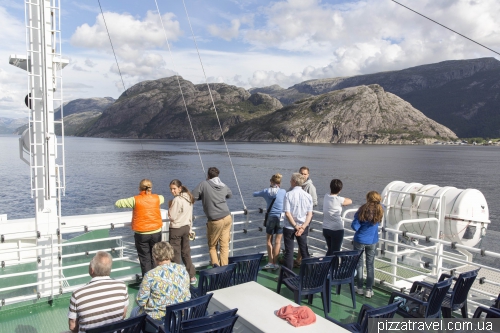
[97,0,126,92]
[153,0,205,177]
[181,0,247,209]
[98,1,151,177]
[392,0,500,56]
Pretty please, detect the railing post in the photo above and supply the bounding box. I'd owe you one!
[229,213,235,257]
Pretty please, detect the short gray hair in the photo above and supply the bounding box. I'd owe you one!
[152,241,175,262]
[90,251,113,276]
[291,172,305,186]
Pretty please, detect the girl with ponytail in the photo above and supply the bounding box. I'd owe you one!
[351,191,384,298]
[168,179,196,284]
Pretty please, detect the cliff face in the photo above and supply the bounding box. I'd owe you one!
[54,97,114,120]
[84,76,283,139]
[254,58,500,137]
[225,84,457,144]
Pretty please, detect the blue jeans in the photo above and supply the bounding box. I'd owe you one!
[353,241,377,290]
[130,306,162,333]
[322,229,344,256]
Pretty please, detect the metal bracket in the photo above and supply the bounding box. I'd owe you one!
[402,231,407,237]
[243,229,247,234]
[424,261,430,269]
[136,274,141,283]
[56,228,60,236]
[481,248,486,256]
[400,287,406,292]
[58,252,61,261]
[85,251,89,256]
[84,226,88,233]
[37,292,41,299]
[259,208,263,213]
[450,269,456,276]
[59,287,63,295]
[309,227,314,232]
[479,277,486,285]
[258,227,263,232]
[0,235,4,243]
[1,299,4,306]
[37,256,41,264]
[451,242,457,249]
[380,280,385,285]
[1,261,4,268]
[111,248,115,253]
[37,231,41,238]
[111,223,115,230]
[380,249,385,255]
[244,208,248,215]
[381,227,386,232]
[425,236,431,243]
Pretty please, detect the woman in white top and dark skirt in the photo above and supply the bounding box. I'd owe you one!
[322,179,352,255]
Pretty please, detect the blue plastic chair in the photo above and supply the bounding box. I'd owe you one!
[389,278,453,318]
[422,269,479,318]
[473,306,500,319]
[190,264,236,298]
[228,253,264,285]
[157,294,213,333]
[325,301,401,333]
[179,309,239,333]
[276,256,334,313]
[86,314,149,333]
[326,250,363,311]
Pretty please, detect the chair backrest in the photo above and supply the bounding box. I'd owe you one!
[86,314,147,333]
[228,253,264,285]
[331,250,363,281]
[163,294,214,333]
[298,256,334,291]
[196,264,237,296]
[358,302,401,333]
[449,269,480,308]
[473,306,500,319]
[180,309,238,333]
[425,278,453,318]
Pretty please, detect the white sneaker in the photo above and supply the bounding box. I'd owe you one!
[272,264,280,271]
[365,289,373,298]
[263,263,274,270]
[354,287,364,295]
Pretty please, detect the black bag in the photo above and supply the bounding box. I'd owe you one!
[264,198,277,227]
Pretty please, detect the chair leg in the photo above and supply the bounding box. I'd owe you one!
[461,303,468,318]
[336,285,341,295]
[326,282,331,313]
[307,294,313,305]
[295,290,301,305]
[441,307,451,318]
[350,283,356,309]
[321,291,329,318]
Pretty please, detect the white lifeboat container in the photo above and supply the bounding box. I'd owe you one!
[381,181,489,247]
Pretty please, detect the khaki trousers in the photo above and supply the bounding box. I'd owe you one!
[206,215,232,266]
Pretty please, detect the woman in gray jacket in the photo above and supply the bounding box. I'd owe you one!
[168,179,197,285]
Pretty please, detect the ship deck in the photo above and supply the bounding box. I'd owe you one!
[0,261,394,333]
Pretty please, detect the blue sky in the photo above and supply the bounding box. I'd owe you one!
[1,0,500,118]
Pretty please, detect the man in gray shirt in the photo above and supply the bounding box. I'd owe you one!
[192,167,232,266]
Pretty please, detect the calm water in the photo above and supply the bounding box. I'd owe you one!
[1,135,500,266]
[1,135,499,225]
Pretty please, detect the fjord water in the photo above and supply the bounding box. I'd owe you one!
[1,135,499,264]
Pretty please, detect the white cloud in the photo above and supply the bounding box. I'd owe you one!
[71,11,182,57]
[208,19,241,41]
[85,59,97,68]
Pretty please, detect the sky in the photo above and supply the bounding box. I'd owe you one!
[1,0,500,118]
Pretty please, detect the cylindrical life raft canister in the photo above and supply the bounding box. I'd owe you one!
[381,181,489,248]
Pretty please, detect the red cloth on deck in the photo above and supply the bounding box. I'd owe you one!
[276,304,317,327]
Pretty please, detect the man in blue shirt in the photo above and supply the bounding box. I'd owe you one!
[282,173,313,271]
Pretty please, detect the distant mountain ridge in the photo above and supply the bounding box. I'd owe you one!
[0,117,28,134]
[250,57,500,138]
[226,84,456,143]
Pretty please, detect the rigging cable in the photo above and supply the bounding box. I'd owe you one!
[392,0,500,57]
[180,0,247,210]
[98,1,152,177]
[153,0,206,177]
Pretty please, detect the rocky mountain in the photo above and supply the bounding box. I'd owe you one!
[13,97,115,135]
[250,58,500,138]
[226,84,457,144]
[84,76,283,139]
[0,117,28,134]
[54,97,114,120]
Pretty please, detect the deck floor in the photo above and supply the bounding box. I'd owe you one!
[0,262,392,333]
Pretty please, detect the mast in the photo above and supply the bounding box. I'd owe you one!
[9,0,67,299]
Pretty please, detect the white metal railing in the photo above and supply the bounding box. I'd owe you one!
[0,207,498,317]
